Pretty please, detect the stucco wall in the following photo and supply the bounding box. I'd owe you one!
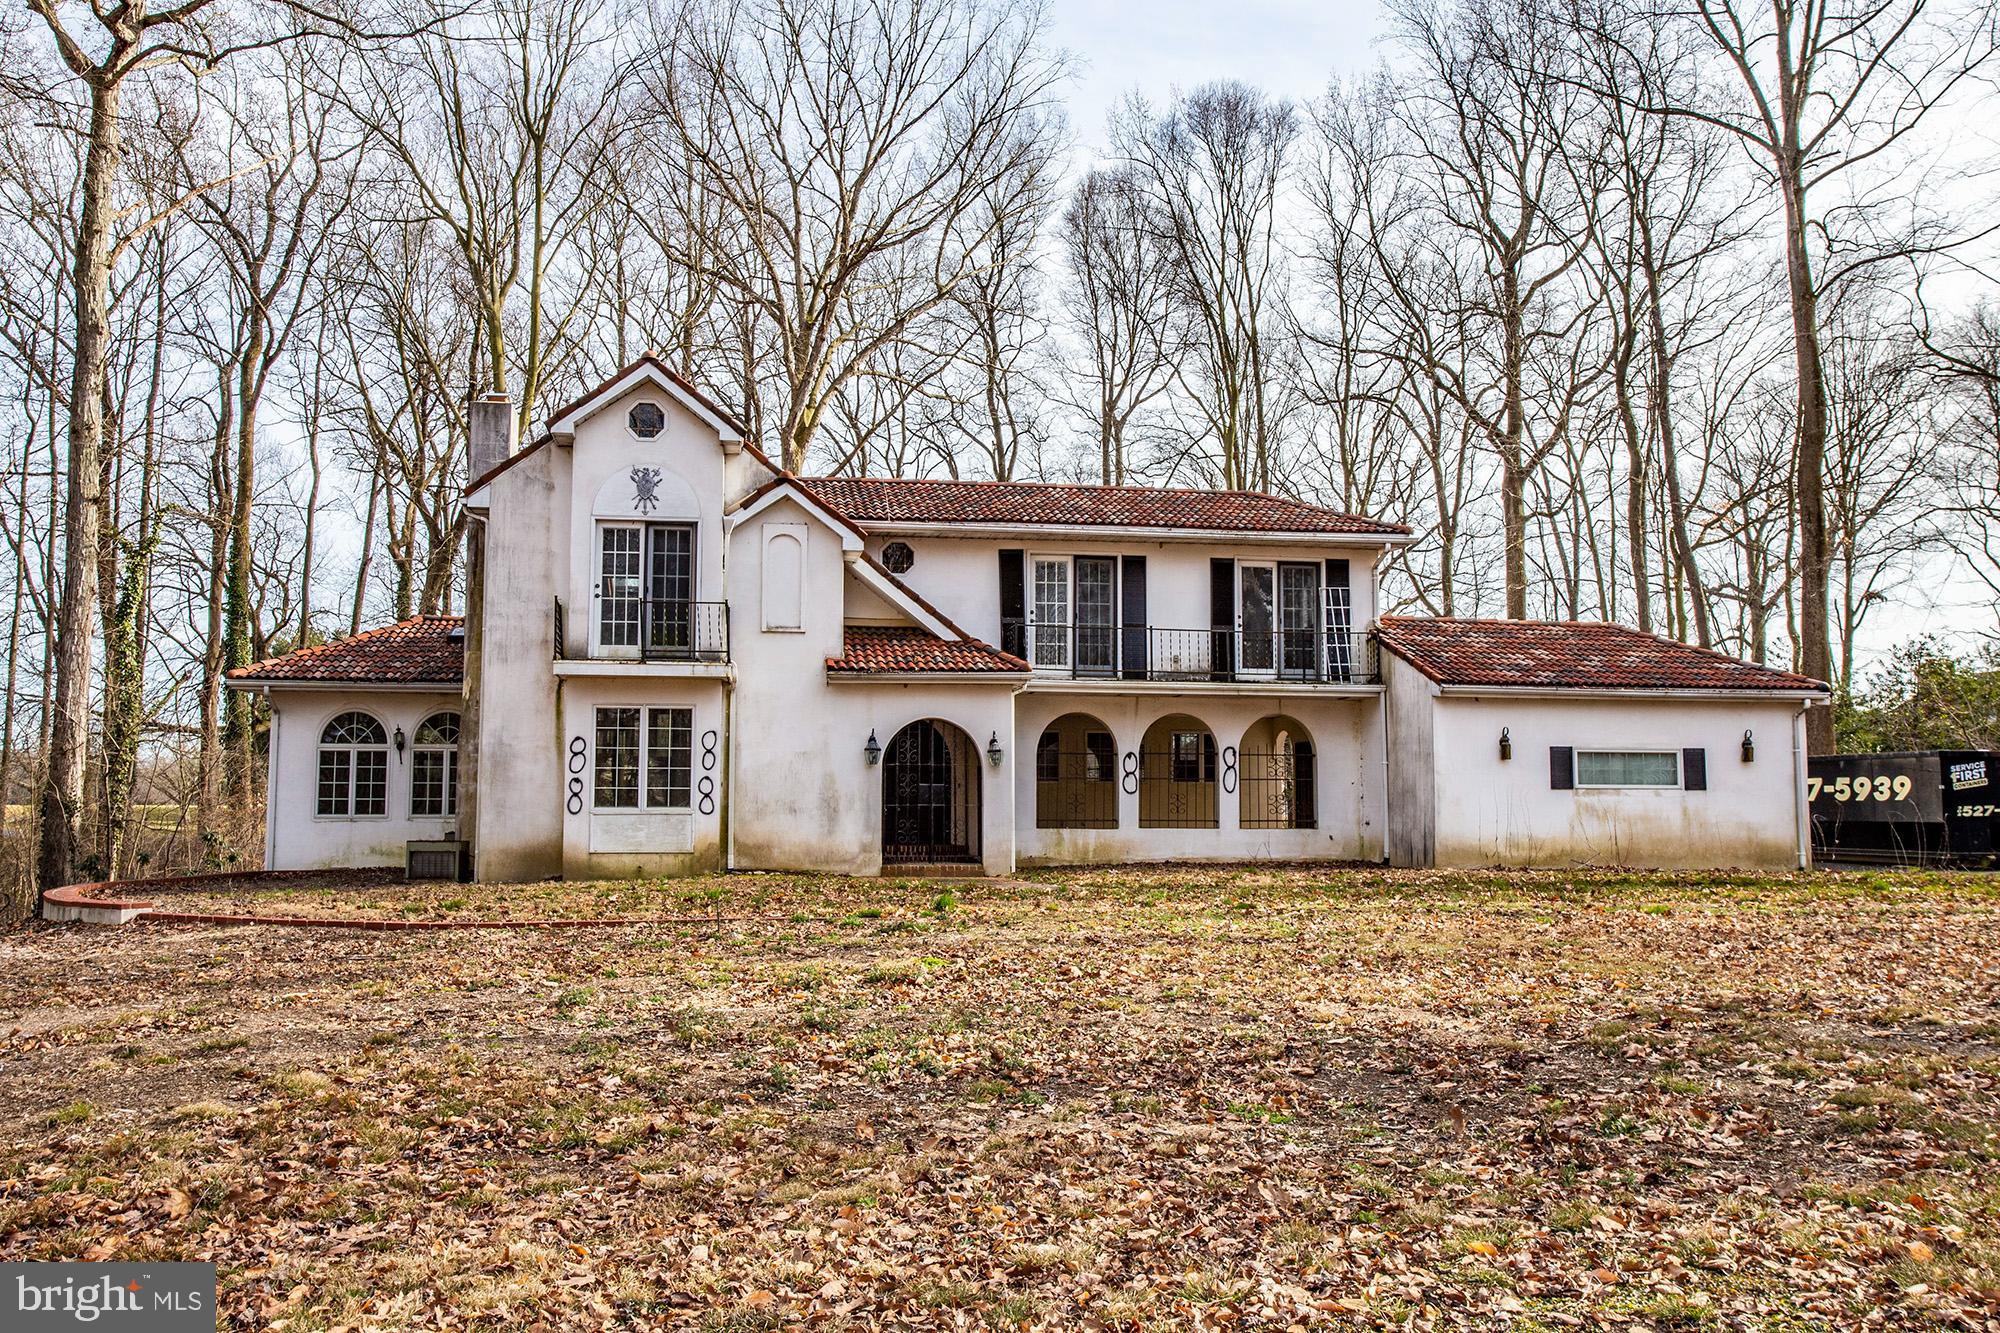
[564,385,730,649]
[1012,688,1385,865]
[264,688,463,870]
[1383,656,1437,867]
[554,673,728,878]
[1422,690,1809,869]
[727,495,1019,875]
[473,447,564,881]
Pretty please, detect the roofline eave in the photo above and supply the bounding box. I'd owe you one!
[1431,683,1830,702]
[847,520,1414,545]
[223,678,465,692]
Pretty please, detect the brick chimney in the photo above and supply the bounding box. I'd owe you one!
[468,392,516,482]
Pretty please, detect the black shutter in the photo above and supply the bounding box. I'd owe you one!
[1295,739,1317,829]
[1683,747,1707,791]
[1550,746,1574,790]
[1121,555,1147,680]
[998,548,1024,659]
[1210,557,1235,682]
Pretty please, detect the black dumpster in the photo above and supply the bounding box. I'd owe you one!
[1809,750,1999,866]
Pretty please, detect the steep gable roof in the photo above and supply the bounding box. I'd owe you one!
[800,475,1408,536]
[1375,617,1827,694]
[225,616,465,687]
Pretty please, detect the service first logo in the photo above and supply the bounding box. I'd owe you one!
[4,1264,215,1330]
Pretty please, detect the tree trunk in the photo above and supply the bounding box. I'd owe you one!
[1613,334,1653,633]
[1500,272,1528,619]
[37,75,120,900]
[1780,164,1834,749]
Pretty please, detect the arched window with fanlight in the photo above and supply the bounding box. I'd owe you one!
[410,711,461,817]
[318,712,388,817]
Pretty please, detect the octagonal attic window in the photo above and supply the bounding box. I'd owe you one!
[628,402,666,438]
[881,541,915,573]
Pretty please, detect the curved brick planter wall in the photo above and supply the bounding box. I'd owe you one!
[41,868,374,926]
[41,868,751,930]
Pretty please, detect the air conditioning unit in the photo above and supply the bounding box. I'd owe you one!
[406,839,470,882]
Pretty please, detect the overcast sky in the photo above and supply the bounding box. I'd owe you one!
[1047,0,1388,159]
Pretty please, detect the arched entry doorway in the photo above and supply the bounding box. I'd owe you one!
[882,720,982,866]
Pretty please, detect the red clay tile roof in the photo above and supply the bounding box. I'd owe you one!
[827,626,1029,675]
[226,616,465,686]
[801,476,1408,536]
[1376,617,1828,693]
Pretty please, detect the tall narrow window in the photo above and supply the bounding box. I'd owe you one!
[646,708,693,810]
[594,707,641,808]
[317,712,388,817]
[1075,557,1117,676]
[645,524,694,653]
[1032,556,1070,669]
[1239,563,1276,674]
[599,526,642,648]
[410,711,460,817]
[1277,563,1322,680]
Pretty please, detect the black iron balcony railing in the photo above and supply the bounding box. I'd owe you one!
[559,596,730,662]
[1002,621,1377,684]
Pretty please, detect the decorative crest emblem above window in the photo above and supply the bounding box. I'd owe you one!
[631,466,662,514]
[628,401,666,438]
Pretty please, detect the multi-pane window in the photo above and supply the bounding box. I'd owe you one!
[599,522,696,654]
[594,707,641,807]
[317,711,388,817]
[1031,557,1070,668]
[646,708,693,809]
[1576,750,1679,788]
[1171,730,1215,784]
[599,527,642,648]
[628,401,666,437]
[410,711,460,817]
[594,706,693,810]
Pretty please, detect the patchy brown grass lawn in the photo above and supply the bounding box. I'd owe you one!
[2,866,1997,1331]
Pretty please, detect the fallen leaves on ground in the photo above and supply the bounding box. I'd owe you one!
[1,865,1997,1330]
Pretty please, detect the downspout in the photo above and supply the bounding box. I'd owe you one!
[1372,545,1395,866]
[720,512,735,872]
[1379,668,1393,866]
[262,685,277,870]
[723,672,736,871]
[1792,700,1812,869]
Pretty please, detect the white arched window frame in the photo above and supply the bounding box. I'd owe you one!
[410,711,461,817]
[317,711,389,818]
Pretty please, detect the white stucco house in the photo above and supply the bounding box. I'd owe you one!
[226,355,1829,879]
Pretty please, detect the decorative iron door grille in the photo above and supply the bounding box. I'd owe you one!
[882,721,981,864]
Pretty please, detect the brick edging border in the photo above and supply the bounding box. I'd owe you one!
[41,869,753,930]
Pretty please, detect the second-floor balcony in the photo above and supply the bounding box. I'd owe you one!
[1004,622,1378,686]
[556,596,730,663]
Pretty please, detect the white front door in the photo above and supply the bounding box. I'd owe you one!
[1031,556,1071,670]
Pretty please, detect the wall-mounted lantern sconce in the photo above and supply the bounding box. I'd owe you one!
[1741,729,1755,763]
[987,731,1005,767]
[1498,727,1512,761]
[864,729,881,765]
[393,726,407,757]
